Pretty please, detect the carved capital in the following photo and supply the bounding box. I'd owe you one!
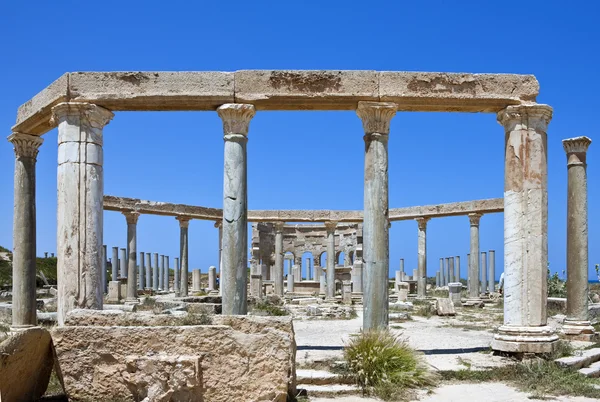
[415,217,430,231]
[214,220,222,229]
[497,104,552,133]
[324,220,338,233]
[123,211,140,225]
[51,102,114,128]
[217,103,256,138]
[274,222,286,233]
[468,213,482,226]
[176,216,191,228]
[563,136,591,154]
[8,132,43,159]
[356,101,397,136]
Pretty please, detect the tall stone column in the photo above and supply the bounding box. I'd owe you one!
[153,253,159,291]
[492,104,558,353]
[208,266,217,291]
[123,212,139,303]
[313,255,321,281]
[120,248,127,278]
[467,213,482,303]
[102,245,108,293]
[274,222,285,296]
[488,251,495,293]
[145,253,151,289]
[325,221,338,299]
[8,132,43,328]
[138,251,145,291]
[159,255,165,290]
[111,247,119,281]
[455,256,461,282]
[217,103,255,315]
[480,252,487,294]
[52,103,113,325]
[164,256,170,291]
[177,216,191,296]
[174,257,180,295]
[415,217,429,298]
[357,101,396,330]
[215,221,223,275]
[449,257,455,285]
[305,257,312,280]
[399,258,405,281]
[563,136,595,339]
[439,258,444,286]
[352,259,363,294]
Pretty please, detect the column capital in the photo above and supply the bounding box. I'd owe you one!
[324,220,338,233]
[51,102,114,128]
[8,132,43,159]
[274,222,286,233]
[468,213,482,226]
[356,101,397,135]
[214,220,222,229]
[497,104,553,132]
[217,103,256,137]
[563,136,592,166]
[123,211,140,225]
[415,217,430,231]
[176,216,192,228]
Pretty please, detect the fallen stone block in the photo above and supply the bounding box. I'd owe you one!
[436,298,456,316]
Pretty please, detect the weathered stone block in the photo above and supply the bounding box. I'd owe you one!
[436,298,456,316]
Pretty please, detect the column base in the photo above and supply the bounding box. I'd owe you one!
[10,324,36,331]
[562,320,598,341]
[492,325,559,354]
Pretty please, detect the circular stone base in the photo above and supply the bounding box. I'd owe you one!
[492,325,559,354]
[562,320,597,341]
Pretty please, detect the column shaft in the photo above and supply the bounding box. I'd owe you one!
[174,257,180,295]
[160,255,165,290]
[111,247,119,281]
[480,252,487,294]
[124,212,139,301]
[145,253,151,289]
[120,248,127,278]
[178,217,190,296]
[274,223,285,296]
[416,217,429,298]
[164,256,170,291]
[468,214,481,299]
[102,245,107,293]
[138,251,144,291]
[325,222,337,299]
[153,253,159,291]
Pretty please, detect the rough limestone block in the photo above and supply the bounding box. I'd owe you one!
[234,70,379,110]
[107,281,121,303]
[0,327,55,402]
[436,298,456,316]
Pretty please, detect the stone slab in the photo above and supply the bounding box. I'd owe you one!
[296,369,352,385]
[555,348,600,370]
[436,298,456,316]
[579,360,600,378]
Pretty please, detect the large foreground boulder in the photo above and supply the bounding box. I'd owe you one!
[52,312,296,402]
[0,327,55,402]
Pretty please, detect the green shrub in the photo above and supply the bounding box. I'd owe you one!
[344,330,436,400]
[548,271,566,298]
[252,299,288,316]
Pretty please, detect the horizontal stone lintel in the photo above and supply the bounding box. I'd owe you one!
[14,70,539,135]
[103,195,503,223]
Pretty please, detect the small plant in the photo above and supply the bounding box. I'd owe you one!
[413,303,434,319]
[547,270,567,298]
[344,330,436,400]
[252,299,289,316]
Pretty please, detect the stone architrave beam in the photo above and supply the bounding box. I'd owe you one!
[14,71,538,135]
[103,196,503,222]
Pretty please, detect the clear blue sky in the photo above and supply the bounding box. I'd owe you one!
[1,1,598,281]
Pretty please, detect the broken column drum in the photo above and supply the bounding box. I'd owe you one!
[52,102,113,325]
[357,101,396,330]
[9,133,43,328]
[218,103,255,315]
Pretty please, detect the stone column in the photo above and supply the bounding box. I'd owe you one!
[439,258,444,286]
[294,256,302,282]
[164,256,170,291]
[250,264,262,298]
[123,212,139,303]
[313,255,322,281]
[305,257,312,280]
[208,266,217,291]
[319,272,326,296]
[563,136,595,339]
[467,213,482,302]
[145,253,151,289]
[287,274,294,293]
[445,257,452,284]
[177,216,191,296]
[415,217,429,298]
[9,133,43,328]
[449,257,455,287]
[120,248,127,278]
[102,245,108,293]
[488,251,495,293]
[435,271,441,287]
[111,247,119,281]
[274,222,285,296]
[399,258,405,280]
[52,103,113,325]
[480,252,487,294]
[357,101,396,330]
[159,255,165,290]
[217,103,255,315]
[192,269,201,292]
[325,221,338,299]
[174,257,180,296]
[215,221,223,275]
[352,259,363,294]
[153,253,159,291]
[455,256,461,282]
[394,271,401,292]
[492,104,558,353]
[138,251,145,291]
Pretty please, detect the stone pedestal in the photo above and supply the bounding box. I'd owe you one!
[53,103,113,325]
[492,104,558,354]
[562,137,595,340]
[448,282,462,307]
[218,104,255,315]
[9,133,43,328]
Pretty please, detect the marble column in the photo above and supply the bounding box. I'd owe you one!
[102,245,108,293]
[138,251,145,291]
[488,251,495,293]
[439,258,444,286]
[294,257,302,282]
[177,216,190,296]
[415,217,429,298]
[274,222,285,296]
[449,257,455,287]
[159,255,165,290]
[52,103,113,324]
[192,269,201,292]
[313,255,322,281]
[111,247,119,281]
[399,258,405,280]
[287,274,294,293]
[120,248,127,278]
[492,104,558,353]
[208,266,217,291]
[455,256,461,282]
[563,136,595,339]
[9,133,43,328]
[394,270,401,292]
[445,257,451,284]
[480,252,487,294]
[145,253,151,289]
[357,101,396,330]
[467,213,482,302]
[164,256,170,291]
[352,259,363,294]
[123,212,139,302]
[174,257,180,295]
[215,221,223,275]
[153,253,159,291]
[218,103,255,315]
[435,271,441,287]
[305,257,312,280]
[325,221,338,299]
